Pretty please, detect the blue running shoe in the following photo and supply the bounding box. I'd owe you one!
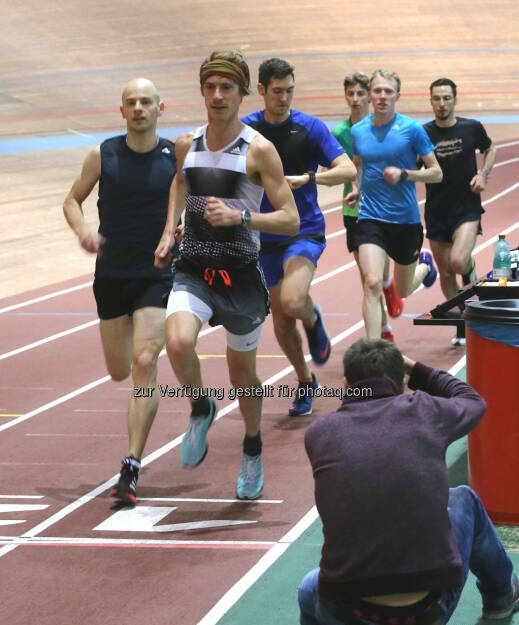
[289,373,319,416]
[236,452,263,500]
[304,305,331,365]
[179,399,217,467]
[419,249,438,288]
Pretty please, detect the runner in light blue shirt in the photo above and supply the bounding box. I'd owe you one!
[347,69,442,339]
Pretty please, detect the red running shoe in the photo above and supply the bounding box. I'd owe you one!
[383,279,404,318]
[381,330,395,342]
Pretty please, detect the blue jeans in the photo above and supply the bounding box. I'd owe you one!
[298,486,514,625]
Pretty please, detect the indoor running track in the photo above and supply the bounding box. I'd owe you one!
[1,140,518,624]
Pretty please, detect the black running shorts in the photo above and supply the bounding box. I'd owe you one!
[356,219,424,265]
[93,275,173,320]
[425,209,483,244]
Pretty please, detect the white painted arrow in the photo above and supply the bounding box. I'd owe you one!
[93,506,256,533]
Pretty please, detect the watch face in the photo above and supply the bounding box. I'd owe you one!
[242,208,252,227]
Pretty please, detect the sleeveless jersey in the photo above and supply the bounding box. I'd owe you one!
[96,135,176,278]
[180,124,264,269]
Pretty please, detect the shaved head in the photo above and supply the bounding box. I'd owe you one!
[122,78,160,104]
[120,77,164,139]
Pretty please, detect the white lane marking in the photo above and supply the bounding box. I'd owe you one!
[0,325,220,434]
[0,377,111,433]
[449,356,467,377]
[0,504,49,512]
[94,506,256,533]
[481,182,519,209]
[496,140,519,149]
[195,356,468,625]
[0,495,44,499]
[0,281,93,314]
[312,261,356,285]
[0,536,276,547]
[197,506,320,625]
[322,204,341,215]
[0,251,353,363]
[0,520,26,526]
[0,319,99,360]
[326,228,346,240]
[494,157,519,168]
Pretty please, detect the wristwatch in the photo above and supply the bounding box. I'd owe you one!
[241,208,252,228]
[399,169,408,182]
[307,171,316,185]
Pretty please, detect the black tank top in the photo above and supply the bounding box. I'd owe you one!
[96,135,176,278]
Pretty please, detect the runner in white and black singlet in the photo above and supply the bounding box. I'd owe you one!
[154,50,299,500]
[64,78,177,506]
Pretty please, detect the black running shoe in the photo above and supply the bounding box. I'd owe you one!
[110,457,139,506]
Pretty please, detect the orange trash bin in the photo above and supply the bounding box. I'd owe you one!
[464,299,519,525]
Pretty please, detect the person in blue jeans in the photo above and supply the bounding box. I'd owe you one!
[299,338,519,624]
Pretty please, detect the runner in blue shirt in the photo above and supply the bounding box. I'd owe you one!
[348,69,442,339]
[332,71,403,343]
[242,58,356,416]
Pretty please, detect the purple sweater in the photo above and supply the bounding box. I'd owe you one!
[304,362,486,602]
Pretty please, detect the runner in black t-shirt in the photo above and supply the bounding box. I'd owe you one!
[423,78,496,343]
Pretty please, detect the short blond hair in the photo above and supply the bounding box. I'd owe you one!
[369,69,401,93]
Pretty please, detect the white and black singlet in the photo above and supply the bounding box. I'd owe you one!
[180,124,264,270]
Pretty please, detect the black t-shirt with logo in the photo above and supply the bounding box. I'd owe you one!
[423,117,491,218]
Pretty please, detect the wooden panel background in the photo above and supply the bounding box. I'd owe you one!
[1,0,518,297]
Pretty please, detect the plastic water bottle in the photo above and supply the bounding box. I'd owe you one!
[493,234,511,279]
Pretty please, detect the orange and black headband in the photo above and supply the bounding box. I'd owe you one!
[199,59,250,95]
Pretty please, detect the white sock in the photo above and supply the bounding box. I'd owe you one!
[383,276,392,289]
[382,323,392,333]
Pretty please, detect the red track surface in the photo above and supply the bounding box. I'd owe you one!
[0,141,518,624]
